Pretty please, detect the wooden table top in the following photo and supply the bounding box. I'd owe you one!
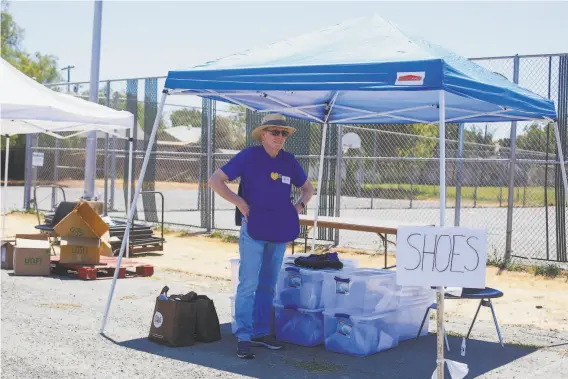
[299,214,433,235]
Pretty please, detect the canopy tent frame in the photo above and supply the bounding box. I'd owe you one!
[1,57,136,253]
[1,129,135,259]
[100,89,565,379]
[99,15,564,379]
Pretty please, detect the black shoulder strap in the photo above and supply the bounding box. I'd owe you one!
[235,182,243,226]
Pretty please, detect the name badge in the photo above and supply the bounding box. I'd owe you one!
[282,176,291,185]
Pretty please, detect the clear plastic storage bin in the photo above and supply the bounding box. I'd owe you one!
[322,268,399,313]
[398,285,435,306]
[231,255,359,294]
[274,302,324,347]
[230,295,237,333]
[275,266,329,309]
[395,298,433,341]
[323,309,399,357]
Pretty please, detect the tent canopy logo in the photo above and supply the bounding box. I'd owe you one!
[395,72,425,86]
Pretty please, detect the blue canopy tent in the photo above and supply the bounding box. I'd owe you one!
[101,15,564,374]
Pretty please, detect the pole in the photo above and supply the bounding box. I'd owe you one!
[334,124,343,245]
[553,122,568,206]
[504,55,520,265]
[126,137,133,258]
[2,135,10,241]
[110,92,119,211]
[60,65,75,93]
[312,122,328,253]
[410,137,417,209]
[100,92,167,334]
[23,134,33,210]
[437,90,446,379]
[104,133,109,215]
[52,138,60,209]
[206,100,213,232]
[103,81,111,216]
[84,0,103,200]
[544,57,552,260]
[455,124,464,226]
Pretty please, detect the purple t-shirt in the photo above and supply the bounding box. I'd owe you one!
[221,146,308,243]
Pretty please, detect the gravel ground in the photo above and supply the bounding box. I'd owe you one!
[2,268,567,379]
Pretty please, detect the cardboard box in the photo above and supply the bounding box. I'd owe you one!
[84,200,104,215]
[1,240,15,269]
[54,201,109,239]
[60,237,101,265]
[13,234,51,276]
[99,231,114,257]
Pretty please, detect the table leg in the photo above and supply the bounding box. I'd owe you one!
[304,226,313,253]
[376,233,388,268]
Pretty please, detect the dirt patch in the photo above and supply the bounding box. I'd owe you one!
[4,212,568,333]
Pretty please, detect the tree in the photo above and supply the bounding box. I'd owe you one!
[516,122,556,153]
[1,1,22,62]
[1,1,61,84]
[169,108,203,127]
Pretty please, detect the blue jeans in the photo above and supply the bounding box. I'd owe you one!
[234,220,287,342]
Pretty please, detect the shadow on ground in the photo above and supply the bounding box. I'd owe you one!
[104,323,537,378]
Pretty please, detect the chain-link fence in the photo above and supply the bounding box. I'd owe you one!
[20,53,566,264]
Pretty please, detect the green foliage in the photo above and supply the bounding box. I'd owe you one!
[1,1,61,84]
[516,122,556,152]
[534,263,562,279]
[170,108,203,127]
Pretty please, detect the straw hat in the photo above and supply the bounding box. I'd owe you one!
[252,113,296,142]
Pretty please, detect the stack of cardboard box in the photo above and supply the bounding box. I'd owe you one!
[53,201,112,265]
[0,201,115,276]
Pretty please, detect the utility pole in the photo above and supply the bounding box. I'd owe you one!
[84,0,103,200]
[61,65,75,92]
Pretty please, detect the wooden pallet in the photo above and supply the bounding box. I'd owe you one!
[50,256,154,280]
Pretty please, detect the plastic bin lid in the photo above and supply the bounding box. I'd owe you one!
[273,301,324,313]
[281,263,340,280]
[333,268,396,280]
[323,308,398,321]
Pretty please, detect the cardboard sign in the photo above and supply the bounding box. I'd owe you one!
[396,226,487,289]
[32,152,44,167]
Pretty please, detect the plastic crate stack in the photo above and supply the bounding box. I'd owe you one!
[229,254,326,335]
[272,258,360,347]
[230,256,434,357]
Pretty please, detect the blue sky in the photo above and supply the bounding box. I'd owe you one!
[7,1,568,138]
[9,1,568,82]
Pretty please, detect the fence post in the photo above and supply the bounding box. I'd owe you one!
[206,99,213,232]
[334,124,343,245]
[454,123,464,226]
[504,55,520,265]
[372,130,377,209]
[23,134,33,210]
[410,137,417,209]
[544,56,552,261]
[110,92,119,211]
[103,81,111,216]
[52,138,60,210]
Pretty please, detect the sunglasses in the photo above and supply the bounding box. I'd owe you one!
[264,129,290,137]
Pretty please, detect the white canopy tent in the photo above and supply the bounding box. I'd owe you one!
[100,15,566,377]
[0,58,135,245]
